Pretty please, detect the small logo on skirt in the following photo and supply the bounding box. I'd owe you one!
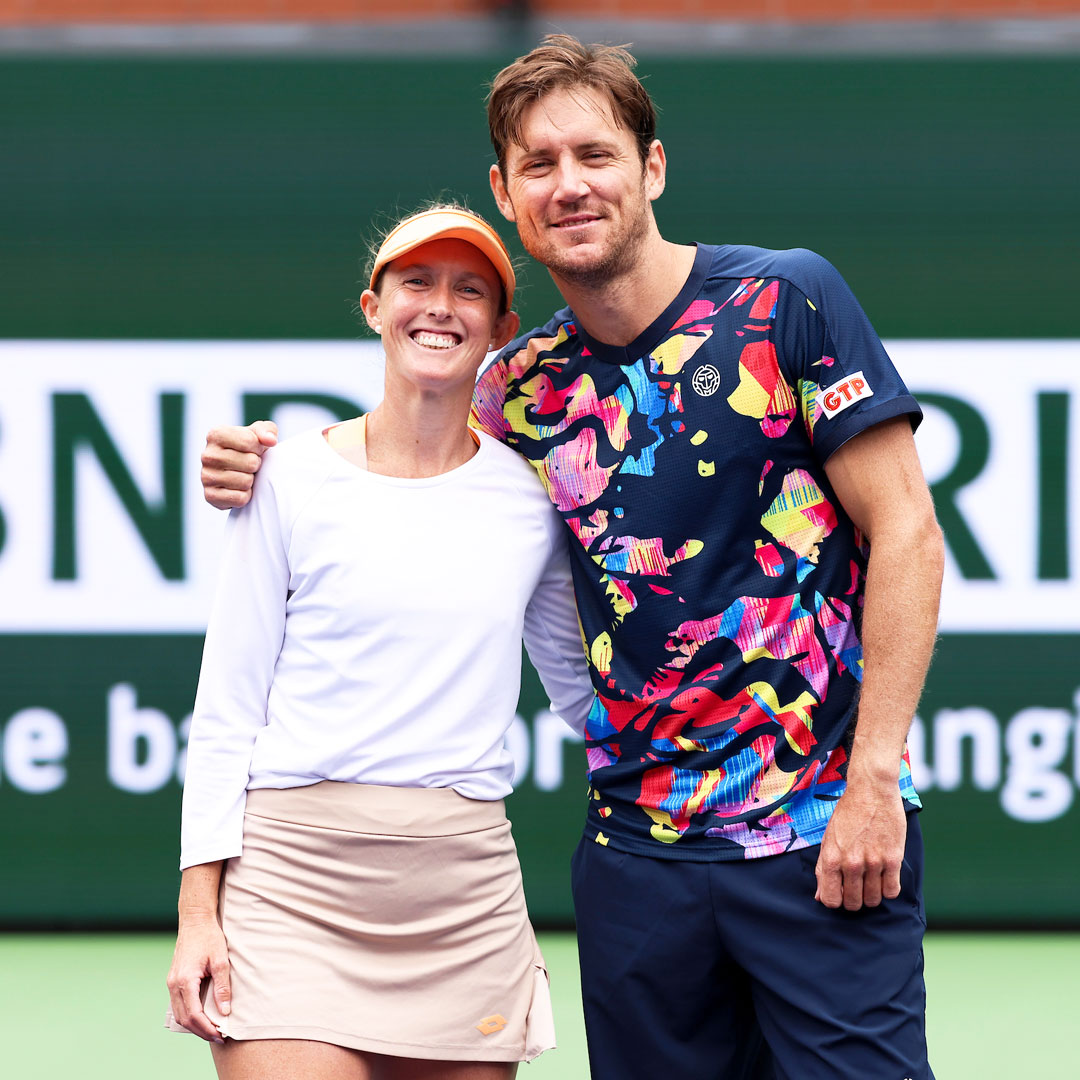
[476,1014,507,1035]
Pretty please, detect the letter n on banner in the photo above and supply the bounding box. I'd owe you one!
[52,392,185,580]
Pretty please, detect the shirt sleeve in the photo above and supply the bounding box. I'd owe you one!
[776,249,922,463]
[521,521,596,736]
[179,460,289,870]
[470,355,511,441]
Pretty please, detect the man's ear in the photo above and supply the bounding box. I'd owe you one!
[644,139,667,203]
[490,164,517,223]
[490,310,520,352]
[358,289,382,334]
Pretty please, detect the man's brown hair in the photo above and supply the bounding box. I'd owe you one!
[487,34,657,176]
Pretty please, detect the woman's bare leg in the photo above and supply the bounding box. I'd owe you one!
[211,1038,373,1080]
[373,1055,517,1080]
[212,1039,519,1080]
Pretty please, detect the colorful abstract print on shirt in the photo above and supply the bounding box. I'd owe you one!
[472,245,921,860]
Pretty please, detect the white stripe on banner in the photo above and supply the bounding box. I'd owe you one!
[0,339,1077,632]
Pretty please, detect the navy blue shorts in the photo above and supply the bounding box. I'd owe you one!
[570,811,932,1080]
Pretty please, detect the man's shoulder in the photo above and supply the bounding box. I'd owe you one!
[491,306,579,369]
[706,242,845,297]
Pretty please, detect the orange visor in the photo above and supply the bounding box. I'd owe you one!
[369,208,516,311]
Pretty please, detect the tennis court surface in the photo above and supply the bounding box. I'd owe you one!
[1,931,1073,1078]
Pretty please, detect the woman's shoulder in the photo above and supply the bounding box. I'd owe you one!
[475,429,538,481]
[252,426,338,499]
[473,430,561,519]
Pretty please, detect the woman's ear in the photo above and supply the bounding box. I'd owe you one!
[359,289,382,334]
[489,310,520,352]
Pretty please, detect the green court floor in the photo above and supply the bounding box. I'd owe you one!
[1,932,1073,1078]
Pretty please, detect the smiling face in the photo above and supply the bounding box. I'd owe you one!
[490,86,667,290]
[360,237,519,398]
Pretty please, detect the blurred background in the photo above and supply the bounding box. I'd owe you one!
[1,1,1078,1076]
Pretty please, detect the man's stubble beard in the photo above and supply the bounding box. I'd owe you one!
[523,184,654,293]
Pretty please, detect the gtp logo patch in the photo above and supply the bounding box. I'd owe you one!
[816,371,874,418]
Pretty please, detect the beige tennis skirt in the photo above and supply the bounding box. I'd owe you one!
[166,781,555,1062]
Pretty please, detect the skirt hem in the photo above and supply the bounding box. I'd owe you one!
[166,1016,554,1064]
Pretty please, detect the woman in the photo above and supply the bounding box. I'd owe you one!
[166,205,594,1080]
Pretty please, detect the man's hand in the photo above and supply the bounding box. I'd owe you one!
[815,776,907,910]
[166,917,231,1043]
[201,420,277,510]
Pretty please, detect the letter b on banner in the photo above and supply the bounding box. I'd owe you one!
[107,683,177,793]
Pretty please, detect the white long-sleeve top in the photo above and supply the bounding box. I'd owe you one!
[180,427,595,870]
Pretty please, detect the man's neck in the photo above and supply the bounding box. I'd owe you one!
[551,237,698,348]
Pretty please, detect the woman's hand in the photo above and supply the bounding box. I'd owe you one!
[167,916,232,1043]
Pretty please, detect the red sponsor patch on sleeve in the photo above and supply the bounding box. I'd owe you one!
[815,370,874,418]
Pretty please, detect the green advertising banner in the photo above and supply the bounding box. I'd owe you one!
[1,340,1078,927]
[2,56,1076,343]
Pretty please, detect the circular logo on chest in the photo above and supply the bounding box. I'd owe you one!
[691,364,722,397]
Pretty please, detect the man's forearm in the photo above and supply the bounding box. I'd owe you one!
[815,416,945,908]
[846,506,944,785]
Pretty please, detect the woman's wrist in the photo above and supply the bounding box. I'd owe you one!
[178,908,219,926]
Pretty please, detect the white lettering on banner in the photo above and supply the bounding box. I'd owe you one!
[0,339,1077,632]
[106,683,192,794]
[0,698,582,798]
[1001,708,1074,822]
[0,341,385,632]
[908,690,1080,823]
[0,708,68,793]
[926,708,1002,791]
[510,709,583,791]
[5,685,1080,826]
[532,708,585,792]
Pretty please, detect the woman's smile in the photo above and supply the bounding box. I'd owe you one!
[410,329,462,350]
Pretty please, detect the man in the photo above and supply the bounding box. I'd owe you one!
[202,36,943,1080]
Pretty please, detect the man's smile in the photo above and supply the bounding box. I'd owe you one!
[551,214,602,229]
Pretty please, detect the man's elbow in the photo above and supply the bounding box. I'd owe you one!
[913,505,946,590]
[872,497,944,584]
